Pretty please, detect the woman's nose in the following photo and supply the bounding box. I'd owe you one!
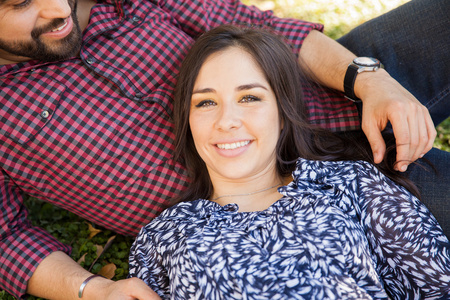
[215,103,242,131]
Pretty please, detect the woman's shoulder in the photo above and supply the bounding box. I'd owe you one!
[289,158,400,199]
[293,158,377,182]
[296,157,373,169]
[153,198,220,221]
[292,158,414,202]
[138,199,217,236]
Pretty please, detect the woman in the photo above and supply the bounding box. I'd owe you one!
[129,25,450,299]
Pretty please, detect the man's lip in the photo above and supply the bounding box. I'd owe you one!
[41,17,73,38]
[51,21,68,32]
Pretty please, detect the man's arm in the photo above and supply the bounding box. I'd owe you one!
[27,251,161,300]
[299,30,436,171]
[0,170,68,297]
[0,170,158,300]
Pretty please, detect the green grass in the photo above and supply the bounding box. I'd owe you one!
[436,117,450,152]
[243,0,411,39]
[2,1,448,299]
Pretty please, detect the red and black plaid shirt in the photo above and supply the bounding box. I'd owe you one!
[0,0,359,297]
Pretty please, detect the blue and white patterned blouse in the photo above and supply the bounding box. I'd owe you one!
[129,158,450,299]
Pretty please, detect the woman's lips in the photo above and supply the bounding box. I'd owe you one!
[214,140,253,158]
[216,140,251,150]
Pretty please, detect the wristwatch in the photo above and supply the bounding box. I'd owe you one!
[344,57,383,102]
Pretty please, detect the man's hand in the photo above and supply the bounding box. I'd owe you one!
[356,69,436,171]
[299,31,436,171]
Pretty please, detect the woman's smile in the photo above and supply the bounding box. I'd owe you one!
[189,47,281,181]
[216,140,251,150]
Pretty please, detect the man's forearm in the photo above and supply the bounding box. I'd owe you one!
[27,251,108,300]
[299,30,355,93]
[26,251,161,299]
[299,29,394,103]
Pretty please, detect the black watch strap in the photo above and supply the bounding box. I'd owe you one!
[344,64,360,102]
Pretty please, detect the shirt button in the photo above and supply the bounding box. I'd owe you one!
[86,57,94,64]
[132,16,141,22]
[40,110,50,118]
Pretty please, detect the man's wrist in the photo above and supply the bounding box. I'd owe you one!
[344,57,383,102]
[78,275,105,298]
[353,68,389,101]
[78,274,111,299]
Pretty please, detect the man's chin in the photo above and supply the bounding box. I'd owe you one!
[0,39,81,63]
[41,43,81,61]
[36,50,79,62]
[0,19,82,63]
[35,30,82,61]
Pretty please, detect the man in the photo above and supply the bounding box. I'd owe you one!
[0,0,448,299]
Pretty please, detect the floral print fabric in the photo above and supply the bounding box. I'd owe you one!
[129,158,450,299]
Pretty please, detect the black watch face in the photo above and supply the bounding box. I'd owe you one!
[354,57,379,66]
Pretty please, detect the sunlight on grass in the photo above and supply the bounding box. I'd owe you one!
[243,0,411,38]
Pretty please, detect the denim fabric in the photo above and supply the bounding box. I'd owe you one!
[406,148,450,237]
[337,0,450,236]
[338,0,450,126]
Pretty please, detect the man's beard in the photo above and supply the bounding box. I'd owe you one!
[0,1,82,62]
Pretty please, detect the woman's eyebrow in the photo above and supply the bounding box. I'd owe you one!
[192,83,268,94]
[236,83,268,91]
[192,87,216,94]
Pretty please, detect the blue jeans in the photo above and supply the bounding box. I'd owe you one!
[337,0,450,236]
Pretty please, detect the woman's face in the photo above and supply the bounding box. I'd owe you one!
[189,46,281,182]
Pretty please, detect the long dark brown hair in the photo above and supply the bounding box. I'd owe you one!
[173,24,420,203]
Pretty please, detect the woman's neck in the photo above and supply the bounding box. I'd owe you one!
[210,175,290,212]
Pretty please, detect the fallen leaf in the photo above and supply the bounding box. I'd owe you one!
[98,263,117,279]
[88,223,102,239]
[77,253,87,264]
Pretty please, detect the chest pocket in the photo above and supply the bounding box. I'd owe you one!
[1,73,65,146]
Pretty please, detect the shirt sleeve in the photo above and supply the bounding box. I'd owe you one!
[352,162,450,299]
[0,169,71,298]
[158,0,324,55]
[128,224,170,299]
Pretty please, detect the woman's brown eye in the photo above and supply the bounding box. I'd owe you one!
[195,100,216,108]
[240,95,261,103]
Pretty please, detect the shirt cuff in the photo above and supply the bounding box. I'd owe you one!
[0,224,71,298]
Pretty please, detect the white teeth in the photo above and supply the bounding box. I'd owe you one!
[52,21,68,32]
[216,140,250,150]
